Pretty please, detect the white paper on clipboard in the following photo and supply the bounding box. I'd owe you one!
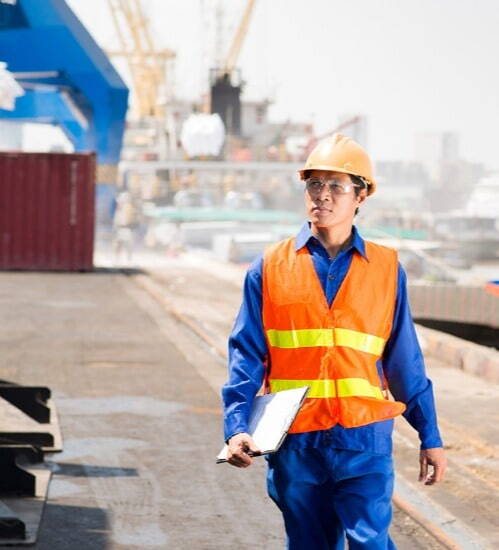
[216,386,309,463]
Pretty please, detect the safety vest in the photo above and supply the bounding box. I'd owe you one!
[262,237,406,433]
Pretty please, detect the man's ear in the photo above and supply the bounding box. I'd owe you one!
[357,190,368,206]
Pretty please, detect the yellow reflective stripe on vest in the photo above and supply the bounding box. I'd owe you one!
[266,328,385,356]
[336,378,384,399]
[270,379,336,398]
[269,378,385,400]
[334,328,385,356]
[267,328,333,348]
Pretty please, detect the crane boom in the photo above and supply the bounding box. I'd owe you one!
[302,116,363,159]
[223,0,257,75]
[321,116,361,140]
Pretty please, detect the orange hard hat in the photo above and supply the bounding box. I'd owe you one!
[299,133,377,195]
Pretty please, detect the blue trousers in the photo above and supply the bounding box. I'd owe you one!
[266,447,397,550]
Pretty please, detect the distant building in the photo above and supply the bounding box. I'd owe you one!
[415,131,459,182]
[414,132,484,212]
[376,160,430,189]
[366,161,429,211]
[436,159,485,211]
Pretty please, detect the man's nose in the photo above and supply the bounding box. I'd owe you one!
[317,183,331,200]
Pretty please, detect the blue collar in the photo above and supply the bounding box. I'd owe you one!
[295,222,367,260]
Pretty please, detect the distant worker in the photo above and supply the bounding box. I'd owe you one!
[165,220,185,258]
[112,190,137,265]
[222,134,447,549]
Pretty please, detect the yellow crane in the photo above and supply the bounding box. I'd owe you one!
[106,0,175,121]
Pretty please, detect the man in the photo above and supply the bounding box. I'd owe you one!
[221,133,446,549]
[112,190,137,265]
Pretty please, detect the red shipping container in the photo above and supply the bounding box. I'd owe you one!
[0,152,95,271]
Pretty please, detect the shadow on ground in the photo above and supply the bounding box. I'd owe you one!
[51,462,138,478]
[35,503,110,550]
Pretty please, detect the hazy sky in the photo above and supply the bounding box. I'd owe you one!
[67,0,499,169]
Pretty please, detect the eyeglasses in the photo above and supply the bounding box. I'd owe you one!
[305,177,366,196]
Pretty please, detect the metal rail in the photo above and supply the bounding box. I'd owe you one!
[392,495,463,550]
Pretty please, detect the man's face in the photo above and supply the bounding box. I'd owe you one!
[304,169,367,229]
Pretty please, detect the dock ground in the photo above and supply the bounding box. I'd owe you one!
[0,250,497,549]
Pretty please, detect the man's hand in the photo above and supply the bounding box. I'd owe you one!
[419,447,447,485]
[227,433,261,468]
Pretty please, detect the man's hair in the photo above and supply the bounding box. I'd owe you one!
[350,175,368,216]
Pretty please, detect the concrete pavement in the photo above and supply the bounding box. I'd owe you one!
[0,271,283,549]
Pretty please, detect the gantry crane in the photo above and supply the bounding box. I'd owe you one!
[106,0,175,120]
[106,0,178,158]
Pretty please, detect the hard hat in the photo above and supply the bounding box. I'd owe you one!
[299,133,377,195]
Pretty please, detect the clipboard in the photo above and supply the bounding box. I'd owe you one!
[216,386,310,463]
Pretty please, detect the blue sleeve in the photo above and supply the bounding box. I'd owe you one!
[221,256,267,442]
[382,264,443,450]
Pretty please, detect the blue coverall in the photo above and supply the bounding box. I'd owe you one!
[222,223,443,549]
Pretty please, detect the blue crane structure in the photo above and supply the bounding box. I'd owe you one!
[0,0,129,176]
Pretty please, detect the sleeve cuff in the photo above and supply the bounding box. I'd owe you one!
[420,433,444,450]
[224,412,249,442]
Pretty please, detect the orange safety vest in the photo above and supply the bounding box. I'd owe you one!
[262,237,406,433]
